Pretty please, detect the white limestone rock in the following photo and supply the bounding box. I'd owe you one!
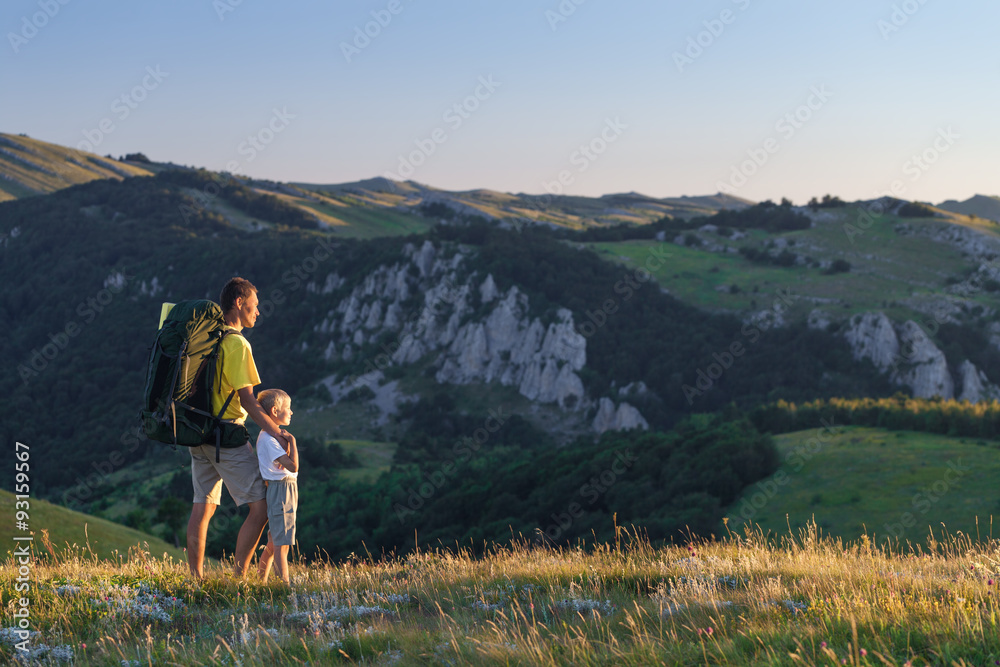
[383,301,403,330]
[364,300,383,330]
[320,272,345,295]
[592,398,650,434]
[416,240,436,277]
[540,309,586,370]
[807,308,832,331]
[844,312,899,372]
[480,273,499,303]
[957,360,1000,403]
[317,241,593,413]
[892,320,953,399]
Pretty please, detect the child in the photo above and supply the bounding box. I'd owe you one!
[255,388,299,584]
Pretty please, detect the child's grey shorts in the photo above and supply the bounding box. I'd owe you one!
[266,478,298,546]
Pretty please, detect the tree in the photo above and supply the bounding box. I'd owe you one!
[155,496,188,547]
[124,509,151,534]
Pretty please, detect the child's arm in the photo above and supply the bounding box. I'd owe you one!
[273,433,298,473]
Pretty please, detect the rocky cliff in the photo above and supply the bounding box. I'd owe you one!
[839,310,999,401]
[309,240,647,433]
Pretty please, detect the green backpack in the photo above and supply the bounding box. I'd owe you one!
[141,300,250,462]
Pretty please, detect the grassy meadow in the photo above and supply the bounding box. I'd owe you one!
[0,490,183,563]
[332,440,398,484]
[4,525,1000,665]
[726,427,1000,543]
[0,133,152,201]
[587,205,989,320]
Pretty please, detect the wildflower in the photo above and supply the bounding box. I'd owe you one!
[820,641,827,648]
[989,579,995,586]
[706,627,713,636]
[860,648,867,656]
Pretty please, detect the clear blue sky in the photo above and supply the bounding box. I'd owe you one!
[2,0,997,204]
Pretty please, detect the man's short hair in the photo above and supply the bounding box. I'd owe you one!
[220,277,257,313]
[258,388,290,415]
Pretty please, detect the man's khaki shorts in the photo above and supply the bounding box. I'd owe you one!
[190,442,266,506]
[266,478,298,546]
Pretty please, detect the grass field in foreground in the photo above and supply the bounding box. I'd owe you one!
[726,426,1000,543]
[4,527,1000,665]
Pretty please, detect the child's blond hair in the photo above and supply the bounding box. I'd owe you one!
[258,388,290,415]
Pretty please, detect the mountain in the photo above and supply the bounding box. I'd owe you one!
[5,137,1000,559]
[1,133,750,232]
[295,178,753,230]
[937,194,1000,222]
[0,133,152,201]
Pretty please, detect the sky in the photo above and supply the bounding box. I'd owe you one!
[2,0,997,205]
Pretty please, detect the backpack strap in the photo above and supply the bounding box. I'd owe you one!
[214,389,237,463]
[170,402,178,446]
[166,339,188,446]
[212,328,245,463]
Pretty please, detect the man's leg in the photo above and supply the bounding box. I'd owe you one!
[234,498,268,578]
[187,502,217,579]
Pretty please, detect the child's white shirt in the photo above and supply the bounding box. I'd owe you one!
[256,431,298,481]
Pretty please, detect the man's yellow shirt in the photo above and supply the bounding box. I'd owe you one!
[211,328,261,423]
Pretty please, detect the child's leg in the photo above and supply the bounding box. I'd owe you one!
[258,533,275,582]
[274,544,291,584]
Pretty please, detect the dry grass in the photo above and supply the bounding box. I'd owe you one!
[3,522,1000,665]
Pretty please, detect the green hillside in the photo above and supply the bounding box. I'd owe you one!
[294,179,752,229]
[0,133,152,201]
[1,133,749,234]
[0,489,184,561]
[588,202,1000,324]
[726,426,1000,542]
[331,440,398,483]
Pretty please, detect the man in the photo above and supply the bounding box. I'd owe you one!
[186,277,290,579]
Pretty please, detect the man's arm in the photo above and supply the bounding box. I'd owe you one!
[237,386,288,445]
